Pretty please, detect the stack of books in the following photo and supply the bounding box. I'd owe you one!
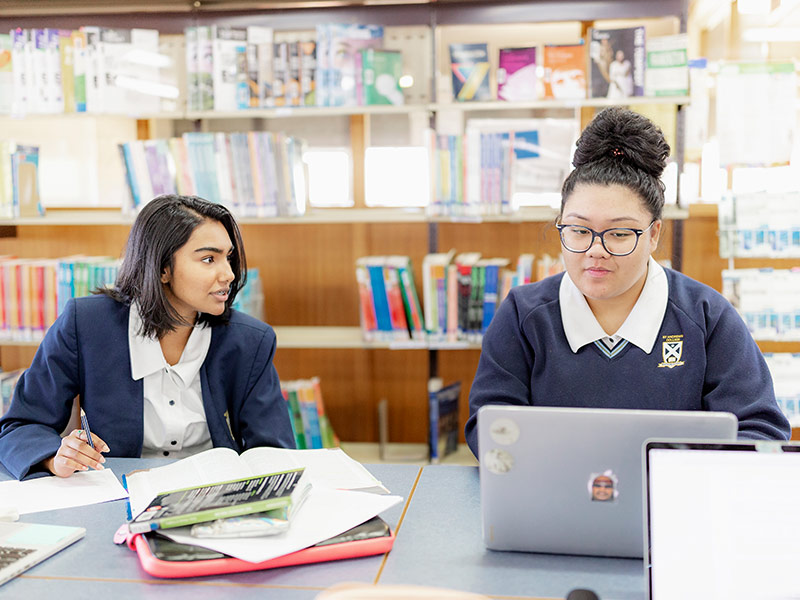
[123,446,400,576]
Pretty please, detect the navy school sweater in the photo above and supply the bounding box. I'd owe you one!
[465,269,791,455]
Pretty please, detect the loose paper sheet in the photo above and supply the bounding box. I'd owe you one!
[162,487,403,563]
[0,469,128,514]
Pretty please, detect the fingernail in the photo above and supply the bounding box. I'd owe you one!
[99,456,106,463]
[96,463,104,470]
[103,445,110,453]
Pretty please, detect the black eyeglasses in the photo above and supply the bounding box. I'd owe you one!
[556,220,656,257]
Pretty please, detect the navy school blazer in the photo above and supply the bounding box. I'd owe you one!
[0,294,295,479]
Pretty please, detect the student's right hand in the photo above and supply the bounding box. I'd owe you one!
[42,429,110,478]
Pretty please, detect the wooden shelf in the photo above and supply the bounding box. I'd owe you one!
[7,95,691,123]
[272,326,481,350]
[430,95,691,113]
[2,205,690,227]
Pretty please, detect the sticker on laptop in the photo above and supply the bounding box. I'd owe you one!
[488,418,519,445]
[588,470,618,502]
[483,448,514,474]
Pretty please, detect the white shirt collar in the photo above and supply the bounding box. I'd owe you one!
[559,256,668,354]
[129,302,212,384]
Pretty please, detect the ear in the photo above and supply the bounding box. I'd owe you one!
[161,267,171,284]
[649,220,662,252]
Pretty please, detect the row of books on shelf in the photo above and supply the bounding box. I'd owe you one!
[355,251,564,344]
[186,24,404,111]
[281,377,338,450]
[0,255,119,342]
[718,192,800,258]
[119,132,309,217]
[1,27,172,116]
[450,30,687,102]
[0,23,407,116]
[0,254,264,342]
[763,354,800,427]
[429,117,576,217]
[0,143,43,219]
[722,268,800,342]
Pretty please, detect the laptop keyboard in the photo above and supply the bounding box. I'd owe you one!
[0,546,35,570]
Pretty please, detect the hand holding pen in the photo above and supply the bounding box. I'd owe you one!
[43,408,110,478]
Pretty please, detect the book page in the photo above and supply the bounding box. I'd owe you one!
[240,447,388,493]
[125,447,249,516]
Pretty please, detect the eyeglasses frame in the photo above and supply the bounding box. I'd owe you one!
[555,220,657,257]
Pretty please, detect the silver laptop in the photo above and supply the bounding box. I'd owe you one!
[0,522,85,586]
[478,405,737,558]
[644,439,800,600]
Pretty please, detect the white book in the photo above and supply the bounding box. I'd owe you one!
[31,29,50,113]
[213,132,235,210]
[0,34,13,114]
[100,27,160,115]
[127,140,154,207]
[45,29,63,113]
[184,26,199,111]
[81,26,103,113]
[211,26,248,112]
[10,29,30,116]
[246,25,272,109]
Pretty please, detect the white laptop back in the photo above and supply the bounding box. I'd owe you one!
[0,522,85,586]
[478,405,738,558]
[644,440,800,600]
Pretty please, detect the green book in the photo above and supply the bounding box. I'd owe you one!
[128,467,306,534]
[361,48,404,105]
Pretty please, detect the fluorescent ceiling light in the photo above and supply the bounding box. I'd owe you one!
[114,76,180,99]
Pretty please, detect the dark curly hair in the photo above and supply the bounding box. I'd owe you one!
[560,107,671,220]
[98,194,247,339]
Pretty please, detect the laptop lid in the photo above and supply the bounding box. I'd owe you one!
[644,440,800,600]
[0,522,85,586]
[478,406,737,558]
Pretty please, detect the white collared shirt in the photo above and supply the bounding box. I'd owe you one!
[559,256,668,355]
[128,303,213,459]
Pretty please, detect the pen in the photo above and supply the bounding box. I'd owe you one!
[80,408,95,450]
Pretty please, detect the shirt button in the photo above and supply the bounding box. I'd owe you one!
[171,440,177,446]
[169,400,175,406]
[163,451,169,456]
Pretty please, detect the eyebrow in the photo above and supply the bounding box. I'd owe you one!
[563,213,643,224]
[193,246,234,254]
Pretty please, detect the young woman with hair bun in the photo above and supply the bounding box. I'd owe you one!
[465,107,790,456]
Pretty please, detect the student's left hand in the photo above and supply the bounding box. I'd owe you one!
[42,429,110,478]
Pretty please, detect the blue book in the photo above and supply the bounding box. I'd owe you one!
[364,259,393,335]
[428,379,462,463]
[183,132,221,205]
[480,259,509,333]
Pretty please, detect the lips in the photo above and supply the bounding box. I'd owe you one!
[585,265,612,277]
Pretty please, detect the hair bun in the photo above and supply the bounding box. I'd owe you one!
[572,107,671,179]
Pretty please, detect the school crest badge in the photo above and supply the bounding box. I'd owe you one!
[658,335,685,369]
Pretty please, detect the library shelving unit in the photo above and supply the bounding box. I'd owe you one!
[0,0,691,445]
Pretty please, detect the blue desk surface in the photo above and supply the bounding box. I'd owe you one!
[1,458,420,599]
[1,460,646,600]
[380,465,645,600]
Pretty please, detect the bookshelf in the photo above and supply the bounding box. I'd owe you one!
[0,0,692,445]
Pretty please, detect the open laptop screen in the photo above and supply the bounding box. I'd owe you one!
[645,441,800,600]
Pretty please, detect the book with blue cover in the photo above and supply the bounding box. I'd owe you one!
[449,43,491,102]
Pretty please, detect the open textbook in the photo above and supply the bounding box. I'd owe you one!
[124,446,388,518]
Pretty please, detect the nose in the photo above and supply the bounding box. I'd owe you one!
[585,233,609,257]
[219,259,235,284]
